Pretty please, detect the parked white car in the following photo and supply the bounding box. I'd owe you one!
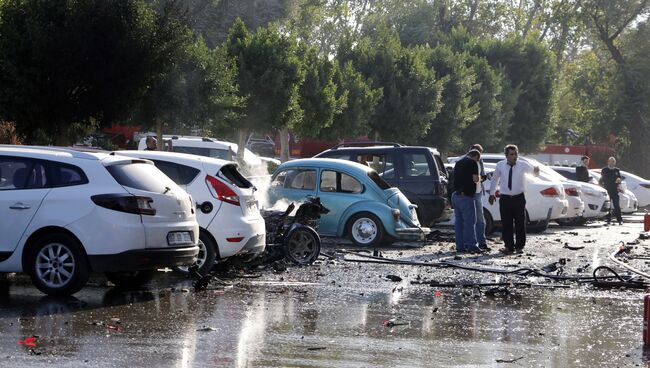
[481,163,569,233]
[0,145,199,295]
[619,170,650,208]
[589,170,638,214]
[116,150,266,275]
[550,166,611,220]
[524,163,584,224]
[137,135,280,176]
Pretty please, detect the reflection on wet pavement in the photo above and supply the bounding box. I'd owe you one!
[0,275,645,368]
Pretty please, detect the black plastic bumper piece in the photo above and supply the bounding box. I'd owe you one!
[88,246,199,272]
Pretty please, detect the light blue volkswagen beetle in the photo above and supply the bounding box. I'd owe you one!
[268,158,430,246]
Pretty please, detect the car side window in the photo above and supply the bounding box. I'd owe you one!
[49,163,88,187]
[151,160,199,185]
[272,169,316,190]
[0,158,48,190]
[355,154,394,179]
[320,170,363,194]
[403,153,431,177]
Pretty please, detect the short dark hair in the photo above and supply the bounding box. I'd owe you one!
[467,149,481,159]
[581,155,589,161]
[504,144,518,155]
[470,144,483,153]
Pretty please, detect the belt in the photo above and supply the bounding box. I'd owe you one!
[500,193,524,198]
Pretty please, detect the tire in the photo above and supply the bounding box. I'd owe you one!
[29,233,89,296]
[526,211,549,233]
[284,227,320,265]
[347,212,385,246]
[173,231,218,276]
[483,209,494,235]
[105,270,155,289]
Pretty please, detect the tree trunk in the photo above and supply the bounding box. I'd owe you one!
[237,128,247,164]
[156,120,163,151]
[280,126,290,162]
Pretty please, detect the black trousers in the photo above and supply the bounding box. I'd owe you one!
[499,194,526,250]
[606,189,623,223]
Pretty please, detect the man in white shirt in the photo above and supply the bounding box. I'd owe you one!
[488,144,539,255]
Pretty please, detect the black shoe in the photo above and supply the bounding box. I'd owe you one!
[479,244,491,251]
[618,221,623,226]
[514,248,524,254]
[499,248,514,255]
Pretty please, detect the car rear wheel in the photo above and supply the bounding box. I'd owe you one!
[105,270,155,289]
[347,213,385,246]
[29,233,89,296]
[173,231,217,276]
[285,227,320,265]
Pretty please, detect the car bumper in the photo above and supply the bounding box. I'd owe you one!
[395,227,430,241]
[88,246,199,272]
[209,217,266,259]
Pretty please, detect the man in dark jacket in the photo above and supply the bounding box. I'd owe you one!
[600,157,623,225]
[452,150,482,253]
[576,156,590,183]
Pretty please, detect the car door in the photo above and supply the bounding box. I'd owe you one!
[317,169,365,235]
[0,157,51,256]
[397,148,436,206]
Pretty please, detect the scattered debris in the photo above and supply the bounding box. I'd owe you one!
[17,337,37,348]
[385,275,403,282]
[496,356,524,363]
[564,243,585,250]
[196,326,218,332]
[307,347,327,351]
[382,319,408,327]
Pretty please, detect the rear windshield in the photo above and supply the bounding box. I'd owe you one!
[218,164,253,188]
[106,162,177,192]
[368,171,391,190]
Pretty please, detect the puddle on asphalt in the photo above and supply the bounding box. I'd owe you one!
[0,279,647,367]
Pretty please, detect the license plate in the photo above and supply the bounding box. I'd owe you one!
[167,231,193,246]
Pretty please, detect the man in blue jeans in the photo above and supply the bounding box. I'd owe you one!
[451,149,483,253]
[470,144,489,250]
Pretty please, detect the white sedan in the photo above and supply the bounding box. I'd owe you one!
[619,170,650,208]
[481,164,569,234]
[590,170,638,214]
[550,166,611,220]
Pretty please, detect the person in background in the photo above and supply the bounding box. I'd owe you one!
[469,144,489,251]
[576,156,590,183]
[600,156,623,225]
[488,144,539,255]
[451,149,483,254]
[145,136,157,151]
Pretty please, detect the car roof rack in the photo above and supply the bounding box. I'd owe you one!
[331,142,405,149]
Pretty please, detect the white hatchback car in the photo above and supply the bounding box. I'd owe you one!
[116,150,266,274]
[0,145,199,296]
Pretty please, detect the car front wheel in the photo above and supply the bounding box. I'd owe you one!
[347,213,385,246]
[29,233,89,296]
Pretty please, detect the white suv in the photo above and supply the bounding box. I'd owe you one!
[0,145,199,296]
[137,135,280,176]
[116,150,266,274]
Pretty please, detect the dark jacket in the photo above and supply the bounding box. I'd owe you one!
[576,166,589,183]
[453,156,478,196]
[600,166,622,192]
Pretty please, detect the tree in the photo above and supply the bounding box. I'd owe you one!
[338,26,443,143]
[582,0,650,175]
[225,18,304,161]
[0,0,200,145]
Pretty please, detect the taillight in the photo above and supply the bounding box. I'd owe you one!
[540,187,559,197]
[641,184,650,189]
[91,194,156,215]
[205,175,240,206]
[565,187,580,196]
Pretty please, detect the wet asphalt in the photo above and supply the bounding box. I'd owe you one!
[2,214,650,367]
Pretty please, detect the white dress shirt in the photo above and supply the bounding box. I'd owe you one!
[489,159,535,196]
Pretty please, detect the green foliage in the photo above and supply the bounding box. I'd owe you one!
[226,18,305,132]
[293,45,344,138]
[338,25,443,143]
[0,0,203,144]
